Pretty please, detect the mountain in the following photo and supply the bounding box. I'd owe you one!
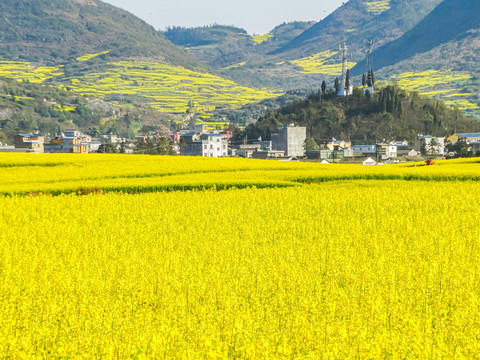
[164,22,315,69]
[273,0,444,61]
[182,0,445,91]
[0,0,284,138]
[0,0,204,69]
[352,0,480,117]
[354,0,479,71]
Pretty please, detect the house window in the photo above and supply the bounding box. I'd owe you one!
[204,145,207,149]
[223,144,226,149]
[217,147,220,152]
[216,138,220,142]
[210,145,213,149]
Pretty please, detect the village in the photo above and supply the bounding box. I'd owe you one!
[1,124,479,165]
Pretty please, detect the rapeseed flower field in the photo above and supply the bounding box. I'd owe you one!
[1,154,480,358]
[391,70,478,111]
[251,34,274,45]
[290,51,357,76]
[0,59,279,117]
[365,0,391,15]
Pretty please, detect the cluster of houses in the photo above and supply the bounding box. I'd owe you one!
[2,126,480,165]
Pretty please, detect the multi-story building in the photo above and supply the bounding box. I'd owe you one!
[201,134,228,158]
[414,136,445,156]
[447,133,480,145]
[14,134,44,153]
[44,130,91,153]
[271,125,307,158]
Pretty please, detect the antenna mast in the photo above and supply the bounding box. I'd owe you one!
[338,42,349,96]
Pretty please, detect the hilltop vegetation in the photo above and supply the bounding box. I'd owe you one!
[238,86,479,144]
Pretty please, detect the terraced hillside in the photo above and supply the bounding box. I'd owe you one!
[0,0,281,130]
[0,58,279,122]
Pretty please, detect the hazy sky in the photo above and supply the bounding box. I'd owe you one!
[102,0,346,35]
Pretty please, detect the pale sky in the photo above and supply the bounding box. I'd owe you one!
[102,0,346,35]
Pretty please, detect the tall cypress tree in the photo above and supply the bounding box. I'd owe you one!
[345,70,351,95]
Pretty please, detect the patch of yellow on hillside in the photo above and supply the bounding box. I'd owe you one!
[220,62,246,70]
[365,0,391,15]
[0,59,280,115]
[392,70,472,91]
[345,29,357,33]
[444,99,479,110]
[55,104,76,112]
[276,61,285,65]
[392,70,477,110]
[446,93,474,97]
[420,89,457,96]
[291,51,357,75]
[76,51,110,62]
[251,34,273,45]
[0,62,63,83]
[64,61,280,114]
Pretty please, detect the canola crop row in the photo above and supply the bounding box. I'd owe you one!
[1,173,480,358]
[1,154,480,196]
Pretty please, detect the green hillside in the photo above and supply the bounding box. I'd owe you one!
[353,0,480,117]
[164,22,315,70]
[0,0,282,131]
[0,77,179,143]
[0,0,204,70]
[183,0,445,91]
[236,86,479,144]
[273,0,444,61]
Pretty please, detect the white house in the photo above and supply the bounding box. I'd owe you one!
[201,134,228,158]
[352,145,376,155]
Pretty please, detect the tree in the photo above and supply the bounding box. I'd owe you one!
[334,77,340,93]
[362,73,366,87]
[119,140,126,154]
[97,142,117,153]
[179,137,187,155]
[345,70,351,95]
[156,137,170,155]
[321,80,327,95]
[455,139,471,157]
[304,138,320,152]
